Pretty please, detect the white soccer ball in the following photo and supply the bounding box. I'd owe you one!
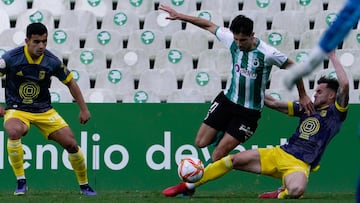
[177,157,204,183]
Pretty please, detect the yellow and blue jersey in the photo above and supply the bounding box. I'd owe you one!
[0,46,73,113]
[281,101,348,168]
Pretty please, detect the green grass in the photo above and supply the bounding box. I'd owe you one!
[0,190,354,203]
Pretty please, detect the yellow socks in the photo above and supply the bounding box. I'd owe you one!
[278,189,303,199]
[68,148,88,185]
[7,139,25,178]
[278,189,288,199]
[194,155,233,187]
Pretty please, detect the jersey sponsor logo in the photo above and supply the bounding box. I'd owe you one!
[235,64,257,79]
[299,117,320,140]
[19,82,40,104]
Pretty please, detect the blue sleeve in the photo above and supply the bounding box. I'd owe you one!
[319,0,360,52]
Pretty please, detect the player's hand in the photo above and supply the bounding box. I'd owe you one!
[299,95,314,115]
[159,4,179,20]
[79,110,91,125]
[0,105,5,117]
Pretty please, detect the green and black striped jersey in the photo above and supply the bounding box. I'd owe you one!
[215,27,288,111]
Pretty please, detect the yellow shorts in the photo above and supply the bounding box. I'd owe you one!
[258,146,310,184]
[4,109,69,138]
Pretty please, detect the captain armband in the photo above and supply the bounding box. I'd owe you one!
[287,101,294,116]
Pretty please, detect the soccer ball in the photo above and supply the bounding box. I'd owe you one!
[177,157,204,183]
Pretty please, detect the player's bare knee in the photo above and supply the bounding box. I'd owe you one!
[64,144,79,153]
[5,121,27,139]
[194,138,208,148]
[195,142,206,148]
[211,150,226,162]
[5,127,26,140]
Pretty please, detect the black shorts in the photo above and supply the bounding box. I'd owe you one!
[203,92,261,143]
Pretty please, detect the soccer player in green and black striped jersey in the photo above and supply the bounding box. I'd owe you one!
[160,4,315,163]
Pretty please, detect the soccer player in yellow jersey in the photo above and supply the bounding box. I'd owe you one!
[0,23,96,195]
[163,51,349,199]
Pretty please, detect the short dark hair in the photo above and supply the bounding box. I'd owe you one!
[229,15,254,36]
[317,76,339,92]
[26,23,48,38]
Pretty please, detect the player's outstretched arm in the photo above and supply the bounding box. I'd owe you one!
[264,94,289,114]
[66,79,91,124]
[328,52,349,108]
[295,79,314,114]
[281,59,314,114]
[284,0,360,90]
[159,4,218,34]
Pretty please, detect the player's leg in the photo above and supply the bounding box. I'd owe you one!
[284,0,360,89]
[195,92,232,149]
[194,123,218,148]
[211,133,240,161]
[285,173,307,196]
[260,170,311,199]
[258,147,310,199]
[280,172,308,199]
[48,126,96,196]
[207,96,260,162]
[162,155,234,197]
[4,111,30,195]
[211,107,259,162]
[196,149,261,189]
[36,109,96,195]
[163,150,261,197]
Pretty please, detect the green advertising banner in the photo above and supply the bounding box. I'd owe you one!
[0,103,359,193]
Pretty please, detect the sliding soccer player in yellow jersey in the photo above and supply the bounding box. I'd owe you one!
[163,51,349,199]
[0,23,96,196]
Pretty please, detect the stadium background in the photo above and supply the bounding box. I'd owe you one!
[0,0,359,195]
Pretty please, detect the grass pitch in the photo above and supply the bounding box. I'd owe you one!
[0,190,354,203]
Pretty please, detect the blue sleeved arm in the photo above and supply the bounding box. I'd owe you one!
[319,0,360,52]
